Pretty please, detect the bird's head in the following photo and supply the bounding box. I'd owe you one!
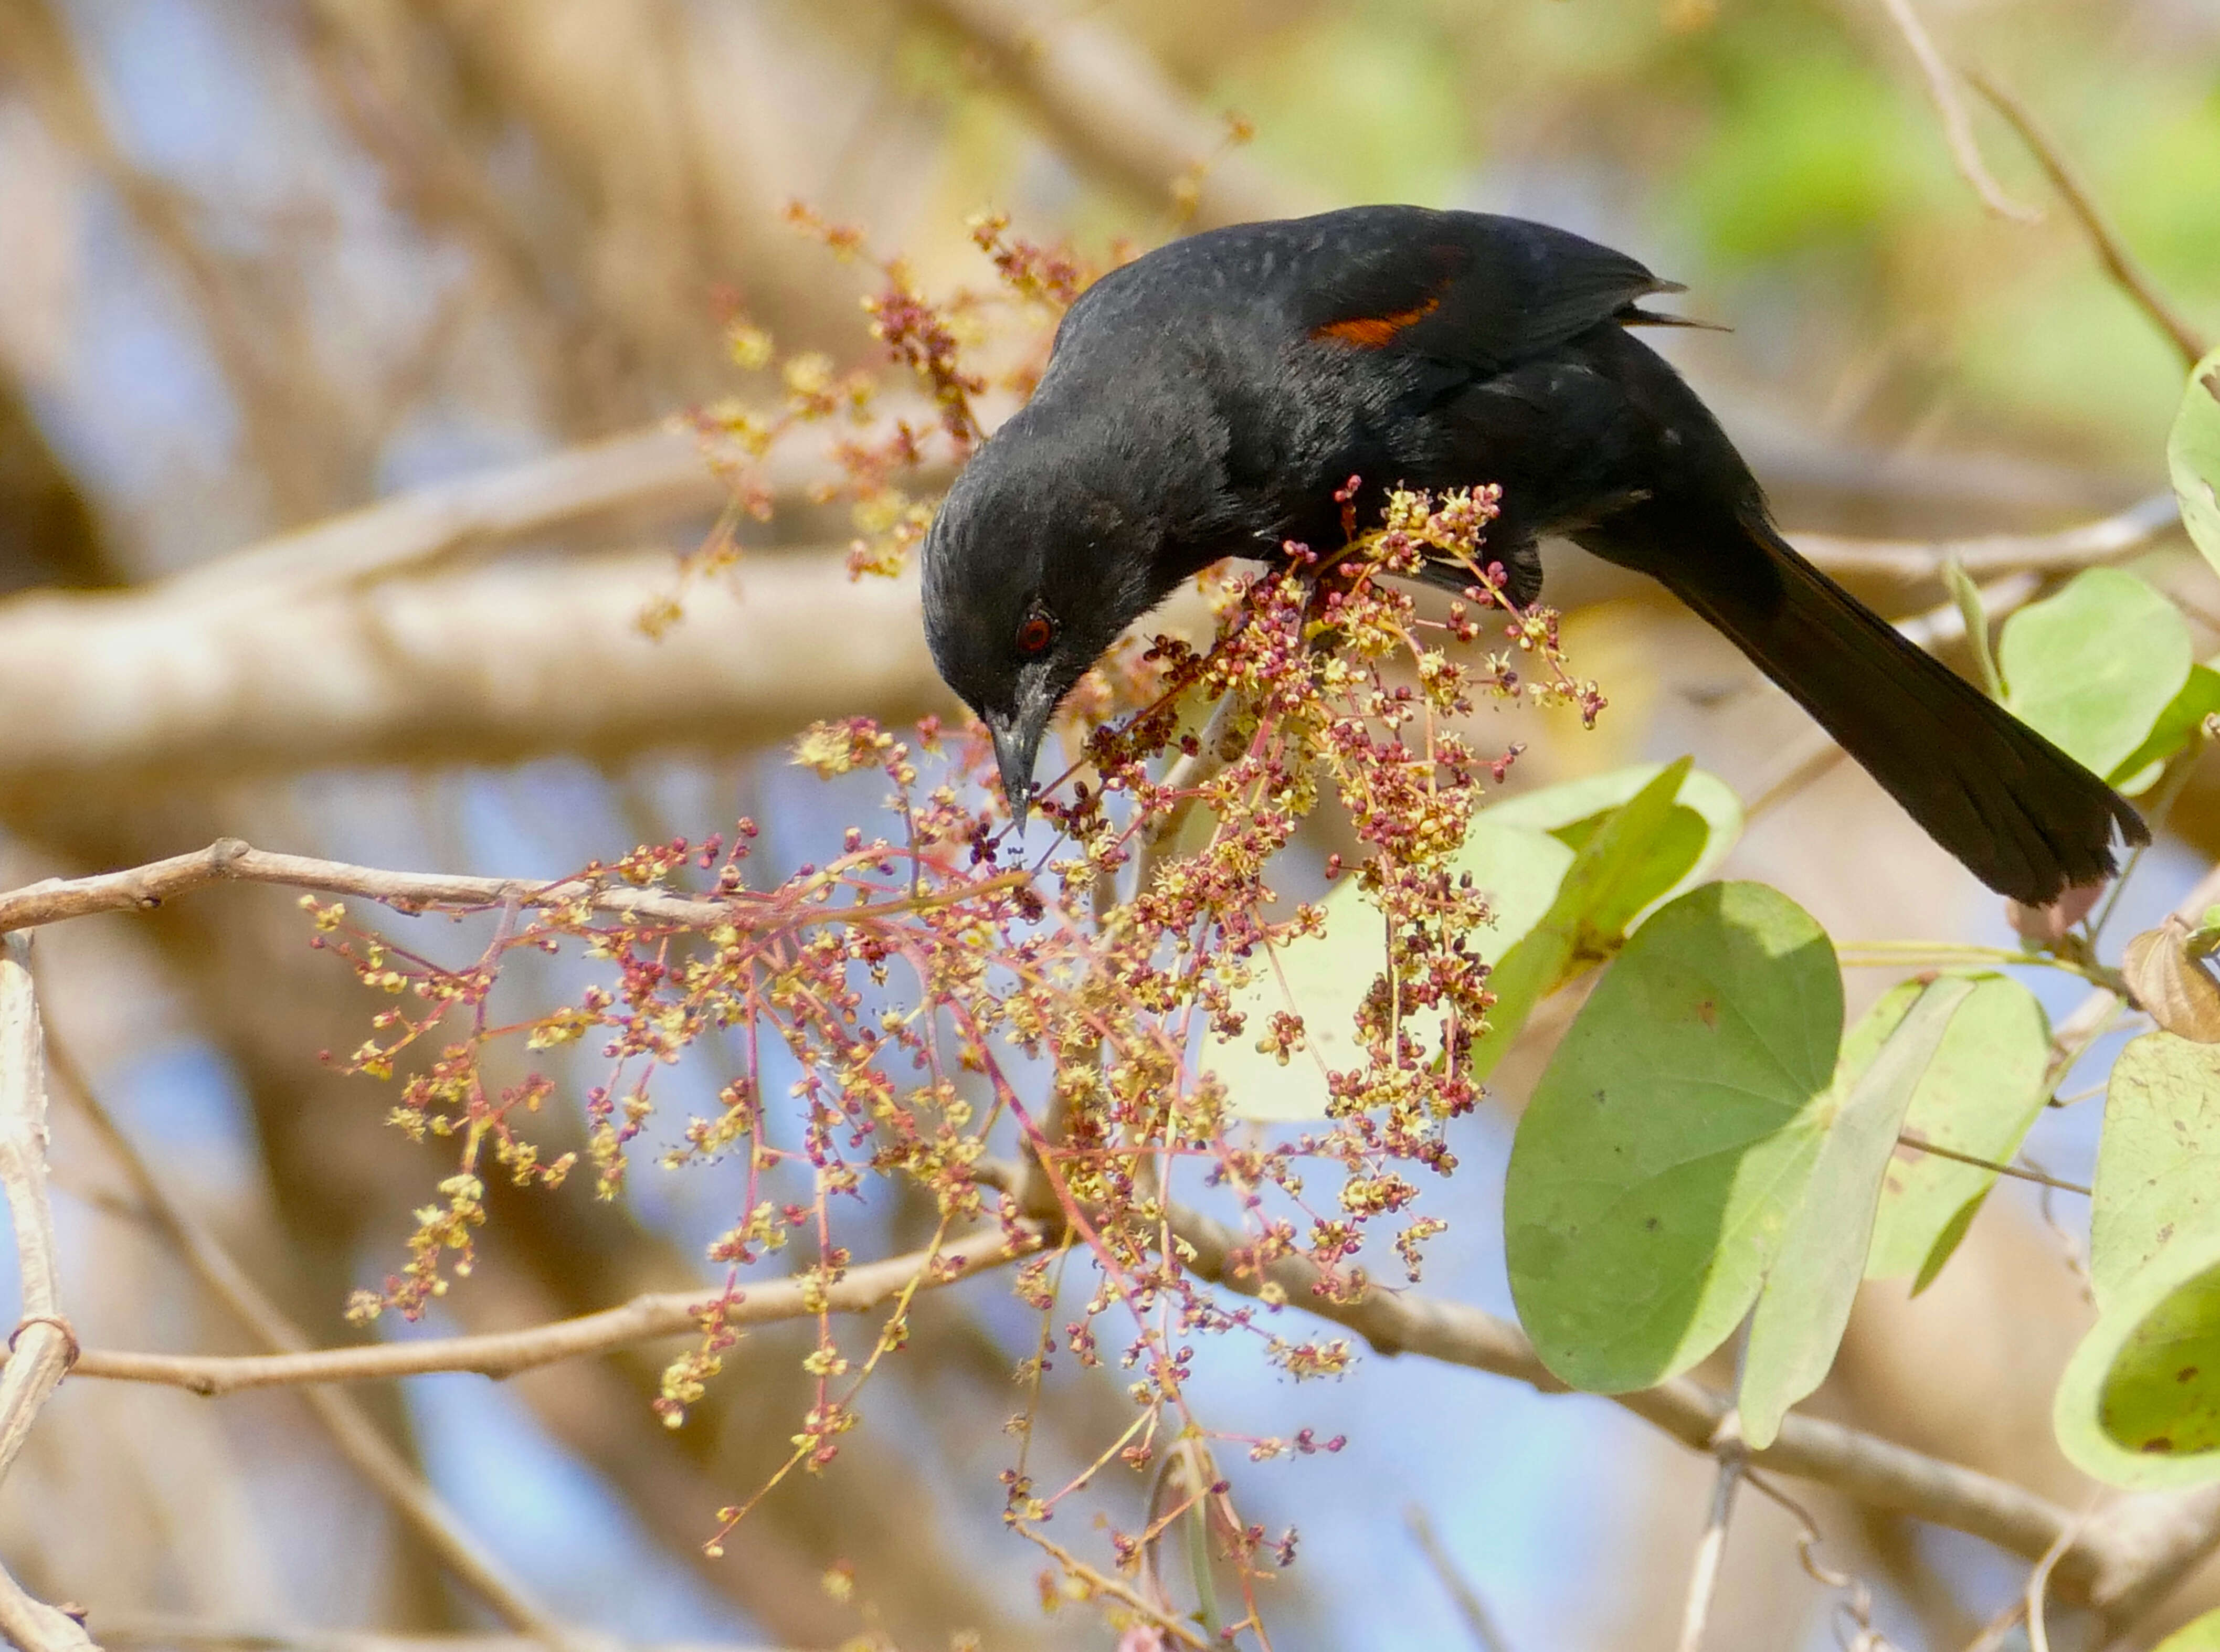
[921,414,1175,823]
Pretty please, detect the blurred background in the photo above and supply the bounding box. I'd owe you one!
[1,1,2217,1648]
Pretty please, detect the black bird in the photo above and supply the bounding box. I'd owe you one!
[919,205,2145,904]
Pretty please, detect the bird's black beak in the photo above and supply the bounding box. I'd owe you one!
[988,711,1045,829]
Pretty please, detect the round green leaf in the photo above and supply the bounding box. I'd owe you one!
[1487,759,1744,911]
[2056,1220,2220,1489]
[1739,976,1973,1447]
[1506,881,1842,1393]
[1863,974,2051,1288]
[1468,759,1696,1080]
[2000,568,2192,780]
[2112,663,2220,796]
[2171,348,2220,579]
[2093,1031,2220,1308]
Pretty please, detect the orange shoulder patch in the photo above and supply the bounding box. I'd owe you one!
[1311,294,1440,348]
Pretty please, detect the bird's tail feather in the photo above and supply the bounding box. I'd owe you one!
[1595,511,2145,904]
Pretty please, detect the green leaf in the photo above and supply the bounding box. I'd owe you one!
[2111,664,2220,796]
[1468,759,1699,1081]
[1739,977,1973,1447]
[1211,824,1577,1124]
[2154,1608,2220,1652]
[1505,882,1842,1393]
[2055,1220,2220,1489]
[1863,975,2052,1288]
[1215,758,1748,1118]
[1487,760,1744,908]
[2092,1032,2220,1308]
[2170,347,2220,579]
[2000,568,2192,780]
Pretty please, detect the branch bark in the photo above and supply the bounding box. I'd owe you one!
[1970,73,2212,369]
[93,1623,794,1652]
[898,0,1319,229]
[44,1039,569,1643]
[1867,0,2041,223]
[54,1227,1024,1396]
[45,1134,2204,1623]
[1792,491,2180,584]
[0,938,100,1652]
[0,549,948,808]
[0,840,780,936]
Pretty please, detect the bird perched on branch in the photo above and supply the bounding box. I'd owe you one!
[919,205,2144,904]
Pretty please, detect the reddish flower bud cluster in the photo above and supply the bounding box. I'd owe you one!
[311,208,1597,1646]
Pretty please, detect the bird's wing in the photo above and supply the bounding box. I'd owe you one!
[1290,207,1680,374]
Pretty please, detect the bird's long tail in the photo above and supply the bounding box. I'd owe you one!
[1585,508,2147,904]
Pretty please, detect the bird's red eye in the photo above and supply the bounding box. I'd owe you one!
[1016,613,1054,655]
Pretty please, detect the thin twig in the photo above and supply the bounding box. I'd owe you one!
[1970,73,2211,368]
[0,839,1013,938]
[901,0,1315,228]
[1404,1506,1514,1652]
[0,1567,97,1652]
[0,937,101,1652]
[1869,0,2042,223]
[1793,491,2178,584]
[1895,1132,2091,1196]
[40,1039,570,1642]
[93,1623,795,1652]
[1676,1418,1747,1652]
[1742,1473,1889,1650]
[2026,1498,2101,1652]
[1159,1192,2098,1587]
[37,1224,1025,1396]
[1958,1596,2026,1652]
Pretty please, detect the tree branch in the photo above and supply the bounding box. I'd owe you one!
[28,1111,2218,1625]
[51,1226,1025,1396]
[0,549,947,807]
[1867,0,2041,223]
[0,840,753,936]
[899,0,1318,229]
[93,1621,795,1652]
[1793,491,2179,583]
[42,1039,570,1643]
[0,937,100,1652]
[1970,73,2211,369]
[163,426,717,603]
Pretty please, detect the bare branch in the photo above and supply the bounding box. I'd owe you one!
[1895,1132,2091,1196]
[1867,0,2041,223]
[162,412,953,606]
[1675,1438,1746,1652]
[52,1226,1026,1395]
[0,937,99,1652]
[0,549,947,806]
[0,940,66,1484]
[1162,1194,2115,1597]
[0,1567,96,1652]
[900,0,1319,228]
[34,1101,2219,1626]
[164,427,717,603]
[0,839,754,937]
[95,1622,795,1652]
[1794,492,2180,584]
[1970,73,2211,369]
[43,1039,569,1642]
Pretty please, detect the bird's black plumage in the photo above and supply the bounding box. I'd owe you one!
[920,205,2145,904]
